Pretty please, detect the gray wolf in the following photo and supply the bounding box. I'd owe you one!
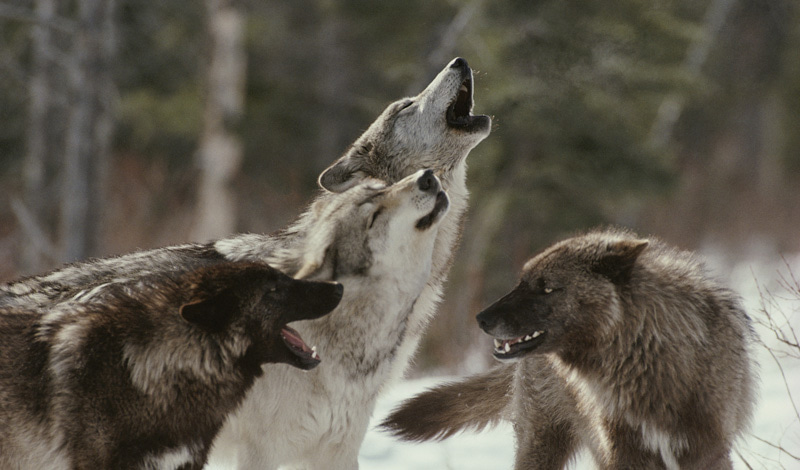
[382,228,757,470]
[209,170,450,469]
[0,261,342,470]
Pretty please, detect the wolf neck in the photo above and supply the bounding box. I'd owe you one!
[556,295,694,427]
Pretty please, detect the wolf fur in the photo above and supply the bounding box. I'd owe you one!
[207,170,450,469]
[0,261,342,470]
[0,57,490,468]
[382,228,757,470]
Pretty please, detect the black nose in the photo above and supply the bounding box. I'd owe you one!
[476,311,496,333]
[416,170,439,194]
[450,57,468,69]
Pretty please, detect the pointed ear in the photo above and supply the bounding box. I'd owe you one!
[294,230,335,281]
[593,239,649,284]
[180,289,238,332]
[318,151,367,193]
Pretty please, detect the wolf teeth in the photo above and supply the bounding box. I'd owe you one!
[460,84,468,93]
[504,343,511,353]
[494,339,502,349]
[311,345,319,360]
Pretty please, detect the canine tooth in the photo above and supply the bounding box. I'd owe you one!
[532,331,542,338]
[460,84,468,92]
[494,339,502,348]
[504,343,511,353]
[524,335,532,341]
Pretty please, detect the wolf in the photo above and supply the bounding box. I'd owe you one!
[382,228,757,470]
[0,261,342,470]
[208,170,450,469]
[0,57,489,467]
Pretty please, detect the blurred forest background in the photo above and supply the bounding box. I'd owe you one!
[0,0,798,372]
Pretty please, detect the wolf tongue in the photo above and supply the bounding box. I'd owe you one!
[281,326,315,356]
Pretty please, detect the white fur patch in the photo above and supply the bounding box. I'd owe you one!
[639,421,686,470]
[71,282,114,303]
[142,444,194,469]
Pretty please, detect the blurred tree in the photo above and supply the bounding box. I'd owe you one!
[61,0,116,263]
[191,0,245,242]
[0,0,798,371]
[17,0,62,272]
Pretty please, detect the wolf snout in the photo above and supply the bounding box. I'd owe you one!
[416,169,440,194]
[476,310,499,334]
[450,57,468,69]
[291,280,343,321]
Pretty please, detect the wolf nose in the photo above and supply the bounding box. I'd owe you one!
[450,57,468,69]
[417,169,439,194]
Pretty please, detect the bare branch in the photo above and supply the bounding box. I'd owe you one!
[750,434,800,461]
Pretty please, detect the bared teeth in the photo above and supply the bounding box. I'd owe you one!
[460,84,468,93]
[504,343,511,353]
[494,339,502,349]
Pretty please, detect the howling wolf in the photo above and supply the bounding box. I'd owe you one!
[382,228,757,470]
[0,261,342,470]
[0,57,490,468]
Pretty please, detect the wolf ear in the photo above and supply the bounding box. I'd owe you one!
[593,239,649,284]
[294,230,335,281]
[319,150,367,193]
[180,289,238,332]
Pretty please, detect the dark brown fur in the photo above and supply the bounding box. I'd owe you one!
[0,261,341,470]
[383,228,756,469]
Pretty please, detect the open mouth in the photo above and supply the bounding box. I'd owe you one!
[446,76,474,128]
[415,191,449,230]
[280,325,320,370]
[492,330,546,360]
[445,72,490,133]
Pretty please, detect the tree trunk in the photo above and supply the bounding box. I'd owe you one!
[191,0,246,242]
[21,0,58,273]
[61,0,115,263]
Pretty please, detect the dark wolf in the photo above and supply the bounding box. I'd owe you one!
[0,261,342,470]
[382,228,757,470]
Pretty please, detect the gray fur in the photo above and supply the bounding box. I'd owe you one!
[0,261,342,470]
[382,228,757,470]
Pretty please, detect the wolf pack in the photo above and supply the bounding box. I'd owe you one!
[0,58,756,469]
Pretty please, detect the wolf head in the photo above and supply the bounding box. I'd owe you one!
[476,230,648,362]
[319,58,491,192]
[178,262,342,370]
[295,169,450,281]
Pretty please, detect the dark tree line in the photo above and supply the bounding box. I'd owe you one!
[0,0,798,371]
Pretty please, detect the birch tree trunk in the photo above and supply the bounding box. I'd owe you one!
[61,0,116,263]
[191,0,246,242]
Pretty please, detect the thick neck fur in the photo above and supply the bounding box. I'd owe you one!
[549,249,753,467]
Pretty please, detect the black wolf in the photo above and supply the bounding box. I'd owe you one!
[0,261,341,469]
